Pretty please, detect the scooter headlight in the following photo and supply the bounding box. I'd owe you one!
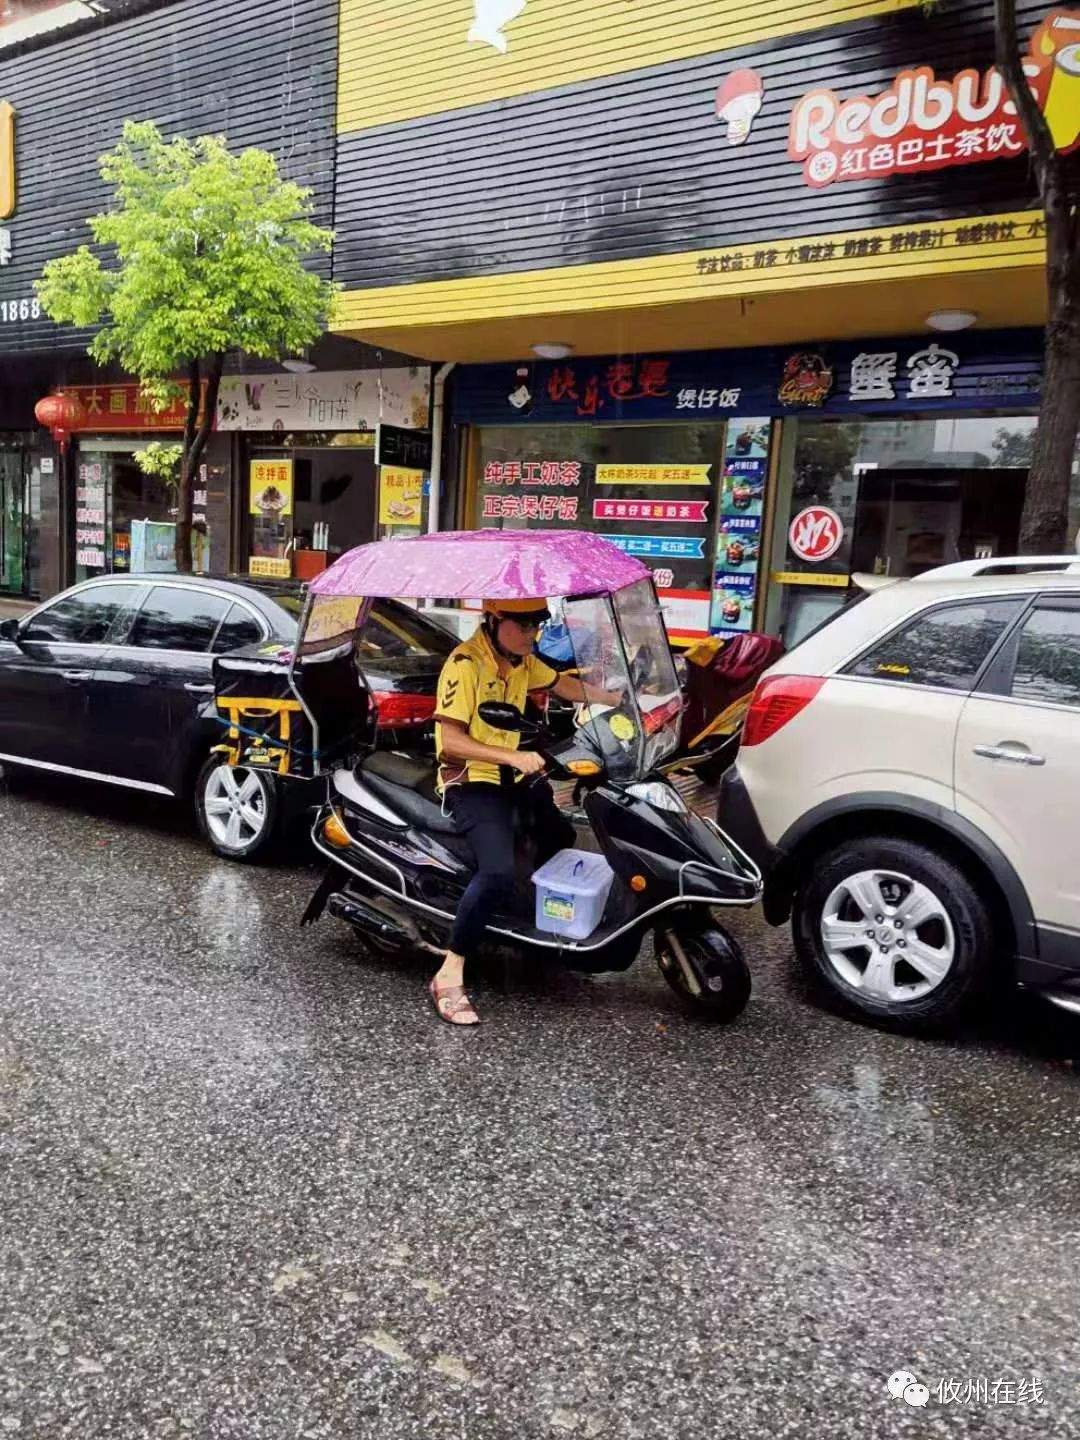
[627,781,687,814]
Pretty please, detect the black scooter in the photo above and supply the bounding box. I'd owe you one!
[303,702,761,1021]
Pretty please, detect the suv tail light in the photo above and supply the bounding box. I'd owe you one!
[741,675,825,747]
[373,692,437,727]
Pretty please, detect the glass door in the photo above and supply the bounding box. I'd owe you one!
[0,445,25,594]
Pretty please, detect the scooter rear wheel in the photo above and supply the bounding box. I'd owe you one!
[656,924,751,1023]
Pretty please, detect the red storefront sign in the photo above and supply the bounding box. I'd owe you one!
[788,8,1080,188]
[57,382,204,432]
[789,506,844,563]
[593,499,709,523]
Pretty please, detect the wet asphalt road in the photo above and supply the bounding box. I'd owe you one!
[1,773,1079,1440]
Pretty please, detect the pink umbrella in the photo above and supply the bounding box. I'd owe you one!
[308,530,651,599]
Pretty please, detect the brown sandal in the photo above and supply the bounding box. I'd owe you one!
[429,979,480,1027]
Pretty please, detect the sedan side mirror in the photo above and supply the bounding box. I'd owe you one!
[0,617,22,646]
[477,701,524,733]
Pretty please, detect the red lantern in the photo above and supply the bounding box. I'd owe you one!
[34,392,84,449]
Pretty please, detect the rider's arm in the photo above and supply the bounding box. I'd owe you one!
[552,673,624,708]
[439,722,545,775]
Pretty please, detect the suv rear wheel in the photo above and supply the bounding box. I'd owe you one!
[792,837,995,1031]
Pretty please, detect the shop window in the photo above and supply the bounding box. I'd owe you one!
[1010,605,1080,709]
[22,583,135,645]
[768,414,1041,648]
[474,422,726,641]
[211,603,265,654]
[128,586,229,653]
[845,600,1023,691]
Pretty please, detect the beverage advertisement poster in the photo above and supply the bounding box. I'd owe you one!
[712,417,772,632]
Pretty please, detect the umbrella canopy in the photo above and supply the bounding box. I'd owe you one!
[307,530,651,599]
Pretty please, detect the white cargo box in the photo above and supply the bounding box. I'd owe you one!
[532,848,616,941]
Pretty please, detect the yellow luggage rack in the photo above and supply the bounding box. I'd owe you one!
[214,696,305,777]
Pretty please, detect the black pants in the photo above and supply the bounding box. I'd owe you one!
[448,781,575,959]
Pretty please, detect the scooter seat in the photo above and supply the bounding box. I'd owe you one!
[358,751,459,835]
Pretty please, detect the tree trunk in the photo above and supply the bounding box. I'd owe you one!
[995,0,1080,554]
[175,353,225,572]
[175,358,201,573]
[1020,260,1080,552]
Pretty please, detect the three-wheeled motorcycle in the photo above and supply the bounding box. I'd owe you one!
[223,531,762,1021]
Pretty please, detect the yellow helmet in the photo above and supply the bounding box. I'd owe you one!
[482,597,551,623]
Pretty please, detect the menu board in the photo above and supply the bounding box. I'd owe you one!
[75,461,108,573]
[711,419,771,633]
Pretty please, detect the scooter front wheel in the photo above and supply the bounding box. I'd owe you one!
[656,923,751,1023]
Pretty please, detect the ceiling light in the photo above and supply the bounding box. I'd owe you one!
[926,309,977,332]
[531,342,574,361]
[281,358,317,374]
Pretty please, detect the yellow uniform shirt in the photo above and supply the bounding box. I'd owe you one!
[434,625,558,791]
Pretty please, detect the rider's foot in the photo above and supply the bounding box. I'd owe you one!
[429,978,480,1026]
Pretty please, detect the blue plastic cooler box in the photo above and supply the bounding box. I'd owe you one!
[532,848,616,941]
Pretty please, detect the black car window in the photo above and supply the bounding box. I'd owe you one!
[357,602,457,662]
[1010,605,1080,709]
[846,600,1023,691]
[211,603,265,655]
[21,584,137,645]
[128,586,230,653]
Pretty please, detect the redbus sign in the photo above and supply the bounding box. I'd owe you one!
[789,506,844,563]
[787,7,1080,188]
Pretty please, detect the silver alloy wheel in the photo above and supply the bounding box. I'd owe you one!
[819,868,956,1004]
[202,764,269,852]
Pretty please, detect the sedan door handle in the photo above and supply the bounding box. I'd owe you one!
[973,744,1046,767]
[184,682,215,695]
[61,670,94,685]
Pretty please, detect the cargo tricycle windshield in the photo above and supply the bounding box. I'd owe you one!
[563,579,682,780]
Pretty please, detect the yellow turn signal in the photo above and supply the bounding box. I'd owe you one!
[566,759,601,777]
[630,874,648,893]
[323,813,352,849]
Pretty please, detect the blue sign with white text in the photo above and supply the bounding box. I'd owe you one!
[601,534,706,560]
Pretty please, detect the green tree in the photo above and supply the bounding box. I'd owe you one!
[37,121,336,572]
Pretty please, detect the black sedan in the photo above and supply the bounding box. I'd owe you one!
[0,574,455,860]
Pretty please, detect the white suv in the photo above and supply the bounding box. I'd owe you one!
[721,564,1080,1031]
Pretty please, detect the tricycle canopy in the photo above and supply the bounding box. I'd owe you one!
[308,530,650,601]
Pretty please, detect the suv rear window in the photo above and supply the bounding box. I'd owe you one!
[846,600,1022,691]
[1011,604,1080,708]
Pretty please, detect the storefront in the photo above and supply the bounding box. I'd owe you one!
[450,328,1063,643]
[329,0,1079,630]
[216,364,431,579]
[39,380,230,585]
[0,0,341,597]
[0,430,48,598]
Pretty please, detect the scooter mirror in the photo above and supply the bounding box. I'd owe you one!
[478,701,524,732]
